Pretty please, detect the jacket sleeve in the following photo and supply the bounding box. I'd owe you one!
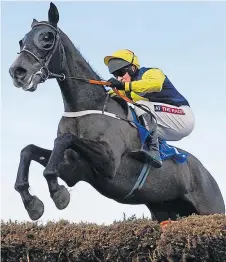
[124,68,165,94]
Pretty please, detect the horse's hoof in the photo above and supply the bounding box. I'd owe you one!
[24,196,44,221]
[51,185,70,210]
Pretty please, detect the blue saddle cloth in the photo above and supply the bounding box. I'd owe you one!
[130,109,188,164]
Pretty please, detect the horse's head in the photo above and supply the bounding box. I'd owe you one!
[9,2,62,92]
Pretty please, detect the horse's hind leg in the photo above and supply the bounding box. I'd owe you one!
[15,144,52,220]
[146,203,174,222]
[146,199,198,223]
[185,165,225,215]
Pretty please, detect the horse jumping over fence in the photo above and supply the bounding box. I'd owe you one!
[9,2,225,222]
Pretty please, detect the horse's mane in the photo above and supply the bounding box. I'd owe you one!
[58,27,102,81]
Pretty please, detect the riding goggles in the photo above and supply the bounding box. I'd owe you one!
[113,67,129,78]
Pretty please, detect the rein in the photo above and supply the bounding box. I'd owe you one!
[68,77,153,115]
[48,74,152,114]
[56,75,154,116]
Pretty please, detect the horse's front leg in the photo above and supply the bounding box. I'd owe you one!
[15,144,52,220]
[43,133,74,210]
[44,132,116,210]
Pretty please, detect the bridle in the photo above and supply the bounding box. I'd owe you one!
[18,22,111,87]
[19,22,66,82]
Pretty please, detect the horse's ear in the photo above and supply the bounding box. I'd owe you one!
[48,2,59,27]
[31,18,38,28]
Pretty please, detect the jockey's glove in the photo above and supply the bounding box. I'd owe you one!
[107,78,125,90]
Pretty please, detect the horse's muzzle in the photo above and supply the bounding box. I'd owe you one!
[9,65,27,81]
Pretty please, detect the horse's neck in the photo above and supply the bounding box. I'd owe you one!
[58,32,106,112]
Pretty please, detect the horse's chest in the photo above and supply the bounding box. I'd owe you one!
[58,116,111,139]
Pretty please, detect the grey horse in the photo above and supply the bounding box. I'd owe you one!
[9,2,225,222]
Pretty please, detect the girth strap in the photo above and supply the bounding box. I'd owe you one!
[124,163,153,199]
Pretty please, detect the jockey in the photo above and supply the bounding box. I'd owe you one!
[104,49,195,168]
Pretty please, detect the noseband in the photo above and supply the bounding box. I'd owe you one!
[19,22,65,82]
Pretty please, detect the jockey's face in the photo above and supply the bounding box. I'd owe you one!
[114,65,136,83]
[117,71,131,82]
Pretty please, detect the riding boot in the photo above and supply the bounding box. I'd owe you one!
[130,113,162,168]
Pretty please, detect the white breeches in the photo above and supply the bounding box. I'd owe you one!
[133,101,195,141]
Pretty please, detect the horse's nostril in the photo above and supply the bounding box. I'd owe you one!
[14,67,27,79]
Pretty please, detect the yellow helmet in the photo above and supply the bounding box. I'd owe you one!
[104,49,140,74]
